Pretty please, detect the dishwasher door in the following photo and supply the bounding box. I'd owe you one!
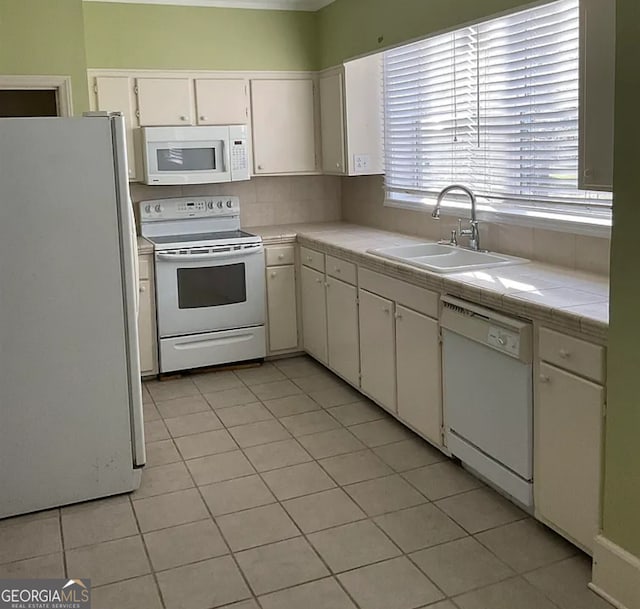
[441,296,533,508]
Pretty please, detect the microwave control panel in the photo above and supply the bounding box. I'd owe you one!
[231,139,248,171]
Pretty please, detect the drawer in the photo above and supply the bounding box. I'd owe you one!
[359,268,438,318]
[326,255,357,285]
[266,245,295,266]
[539,327,605,384]
[138,255,152,281]
[300,246,325,273]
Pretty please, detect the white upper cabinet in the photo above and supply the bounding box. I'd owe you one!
[250,78,318,174]
[319,54,384,176]
[93,76,139,181]
[579,0,615,191]
[136,77,193,126]
[195,79,248,125]
[319,71,346,174]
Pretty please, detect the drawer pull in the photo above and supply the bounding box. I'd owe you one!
[559,349,571,359]
[316,278,322,284]
[383,307,390,314]
[278,254,284,260]
[139,285,146,293]
[394,312,403,320]
[335,267,341,273]
[325,282,330,288]
[307,256,313,262]
[270,272,277,278]
[539,374,550,384]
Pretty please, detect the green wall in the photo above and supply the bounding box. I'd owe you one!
[0,0,89,113]
[83,2,318,71]
[317,0,536,68]
[319,0,640,560]
[601,0,640,558]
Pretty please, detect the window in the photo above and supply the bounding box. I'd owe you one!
[383,0,612,228]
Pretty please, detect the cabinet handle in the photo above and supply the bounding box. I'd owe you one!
[539,374,550,384]
[180,115,189,121]
[334,267,341,273]
[307,256,313,262]
[559,349,571,359]
[325,282,330,288]
[336,162,341,169]
[200,115,207,121]
[278,254,284,260]
[383,307,390,314]
[270,272,277,278]
[584,168,594,179]
[315,278,322,284]
[258,164,264,170]
[394,312,402,320]
[139,285,146,293]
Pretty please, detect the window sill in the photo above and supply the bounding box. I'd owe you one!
[384,196,612,239]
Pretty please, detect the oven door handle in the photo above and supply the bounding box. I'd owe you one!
[157,248,262,262]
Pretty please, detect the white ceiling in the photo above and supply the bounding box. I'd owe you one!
[83,0,335,11]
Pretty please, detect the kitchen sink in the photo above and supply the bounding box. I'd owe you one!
[367,242,528,273]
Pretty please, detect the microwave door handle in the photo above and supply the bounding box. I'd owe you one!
[223,139,231,174]
[157,248,262,262]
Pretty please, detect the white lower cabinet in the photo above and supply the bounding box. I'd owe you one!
[326,277,359,386]
[359,289,396,412]
[396,305,442,446]
[137,254,157,376]
[535,361,604,553]
[301,264,328,363]
[266,264,298,354]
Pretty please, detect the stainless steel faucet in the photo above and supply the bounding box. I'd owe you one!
[431,185,481,251]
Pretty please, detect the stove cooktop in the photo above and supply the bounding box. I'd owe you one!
[148,230,258,245]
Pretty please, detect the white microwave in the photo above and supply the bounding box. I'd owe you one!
[141,125,250,185]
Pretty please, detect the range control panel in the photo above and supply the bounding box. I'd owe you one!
[140,196,240,221]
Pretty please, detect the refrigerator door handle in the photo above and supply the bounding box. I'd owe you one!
[111,114,146,467]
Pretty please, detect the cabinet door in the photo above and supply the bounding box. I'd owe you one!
[319,72,345,174]
[326,277,359,386]
[300,265,327,363]
[344,54,384,175]
[195,79,248,125]
[95,76,138,181]
[535,362,604,552]
[396,306,442,446]
[137,78,193,126]
[251,79,317,174]
[266,265,298,353]
[359,289,396,411]
[579,0,615,191]
[138,278,156,375]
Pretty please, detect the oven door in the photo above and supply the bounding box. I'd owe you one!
[155,243,265,338]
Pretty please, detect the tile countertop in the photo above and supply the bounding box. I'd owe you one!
[137,236,154,255]
[248,222,609,342]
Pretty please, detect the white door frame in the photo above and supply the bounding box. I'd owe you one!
[0,75,74,117]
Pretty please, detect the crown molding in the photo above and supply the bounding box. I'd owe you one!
[82,0,335,11]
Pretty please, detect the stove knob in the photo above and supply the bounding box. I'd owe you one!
[226,200,233,209]
[144,204,151,214]
[217,201,223,209]
[207,200,215,210]
[154,204,163,213]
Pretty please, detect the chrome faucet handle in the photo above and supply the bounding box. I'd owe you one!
[450,230,458,246]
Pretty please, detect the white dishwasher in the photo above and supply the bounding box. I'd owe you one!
[441,296,534,509]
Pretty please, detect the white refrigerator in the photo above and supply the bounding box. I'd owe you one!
[0,114,146,519]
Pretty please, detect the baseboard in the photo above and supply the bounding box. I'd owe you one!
[590,534,640,609]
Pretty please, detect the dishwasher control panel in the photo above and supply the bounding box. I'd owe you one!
[487,325,521,357]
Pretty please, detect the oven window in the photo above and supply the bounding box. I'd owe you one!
[157,147,216,172]
[177,264,246,309]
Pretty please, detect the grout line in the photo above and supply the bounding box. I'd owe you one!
[128,493,168,609]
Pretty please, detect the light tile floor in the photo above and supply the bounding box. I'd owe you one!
[0,356,613,609]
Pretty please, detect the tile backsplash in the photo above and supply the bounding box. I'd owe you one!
[342,175,610,276]
[130,175,342,228]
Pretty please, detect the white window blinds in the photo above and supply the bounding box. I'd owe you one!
[383,0,612,223]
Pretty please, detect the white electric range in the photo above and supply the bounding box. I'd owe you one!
[140,196,265,373]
